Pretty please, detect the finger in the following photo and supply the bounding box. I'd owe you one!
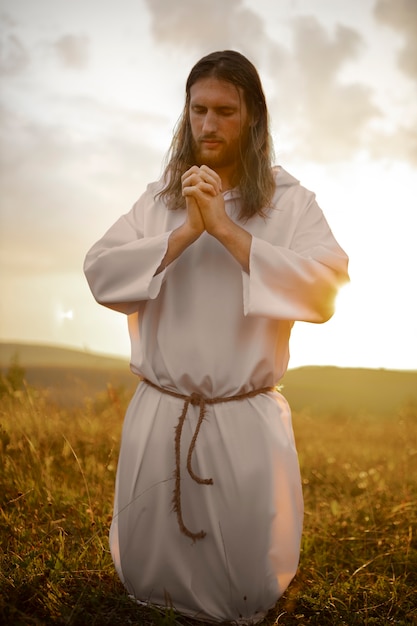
[199,165,222,192]
[198,173,222,195]
[181,172,201,189]
[182,182,217,198]
[182,174,218,197]
[181,166,200,184]
[182,169,220,193]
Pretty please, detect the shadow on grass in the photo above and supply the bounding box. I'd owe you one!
[2,563,417,626]
[1,570,157,626]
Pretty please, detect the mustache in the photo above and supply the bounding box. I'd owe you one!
[198,135,224,142]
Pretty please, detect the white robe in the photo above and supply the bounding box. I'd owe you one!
[84,166,349,624]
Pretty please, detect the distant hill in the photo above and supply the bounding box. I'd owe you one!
[0,342,135,406]
[0,342,128,370]
[1,342,416,415]
[280,365,417,416]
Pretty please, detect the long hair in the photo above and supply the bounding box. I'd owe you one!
[158,50,275,220]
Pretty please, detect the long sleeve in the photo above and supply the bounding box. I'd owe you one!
[242,179,349,323]
[84,189,172,315]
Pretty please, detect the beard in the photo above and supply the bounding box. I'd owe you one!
[191,132,248,172]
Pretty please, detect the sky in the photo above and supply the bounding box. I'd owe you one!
[1,0,416,371]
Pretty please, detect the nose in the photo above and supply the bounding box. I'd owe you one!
[202,110,218,134]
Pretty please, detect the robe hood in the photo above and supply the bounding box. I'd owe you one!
[273,165,300,188]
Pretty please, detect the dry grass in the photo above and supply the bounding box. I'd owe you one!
[1,382,416,625]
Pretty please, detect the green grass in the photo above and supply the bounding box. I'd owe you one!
[1,383,416,625]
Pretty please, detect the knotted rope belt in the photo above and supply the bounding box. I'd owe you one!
[142,378,275,542]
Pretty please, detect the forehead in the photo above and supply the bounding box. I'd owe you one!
[189,77,245,109]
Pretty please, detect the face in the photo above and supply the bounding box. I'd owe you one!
[188,77,250,174]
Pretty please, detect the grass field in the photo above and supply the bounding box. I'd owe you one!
[1,379,416,625]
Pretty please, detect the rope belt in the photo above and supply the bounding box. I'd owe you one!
[142,378,274,542]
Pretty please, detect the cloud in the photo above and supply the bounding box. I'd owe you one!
[144,0,240,48]
[53,34,90,69]
[293,18,363,75]
[0,32,29,75]
[368,123,417,165]
[0,101,165,276]
[371,1,417,164]
[374,0,417,80]
[143,0,286,68]
[273,17,380,161]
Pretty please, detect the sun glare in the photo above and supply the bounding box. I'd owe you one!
[59,309,73,320]
[334,282,351,314]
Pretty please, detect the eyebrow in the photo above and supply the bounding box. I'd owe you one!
[190,104,238,113]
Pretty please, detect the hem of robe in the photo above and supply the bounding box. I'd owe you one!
[128,594,272,625]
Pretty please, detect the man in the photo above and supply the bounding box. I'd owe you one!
[84,50,349,624]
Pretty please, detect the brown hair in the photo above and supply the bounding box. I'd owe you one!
[158,50,275,220]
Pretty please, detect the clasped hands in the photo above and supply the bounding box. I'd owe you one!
[181,165,230,241]
[156,164,250,274]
